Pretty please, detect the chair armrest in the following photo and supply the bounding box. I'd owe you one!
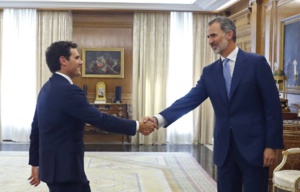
[274,154,288,173]
[284,148,300,155]
[274,148,300,173]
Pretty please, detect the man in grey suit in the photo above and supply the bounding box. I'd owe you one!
[28,41,156,192]
[145,16,283,192]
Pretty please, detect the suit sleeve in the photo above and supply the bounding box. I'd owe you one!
[29,108,39,166]
[62,85,137,136]
[256,56,284,149]
[160,69,209,127]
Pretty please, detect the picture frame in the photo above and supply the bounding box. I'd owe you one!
[82,48,124,78]
[280,14,300,94]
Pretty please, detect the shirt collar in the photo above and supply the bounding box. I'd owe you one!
[221,46,239,62]
[55,72,73,84]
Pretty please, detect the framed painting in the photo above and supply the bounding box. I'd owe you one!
[82,48,124,78]
[280,14,300,94]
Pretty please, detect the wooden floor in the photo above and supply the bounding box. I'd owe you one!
[0,142,217,181]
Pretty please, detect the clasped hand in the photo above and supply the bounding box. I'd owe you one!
[138,116,158,136]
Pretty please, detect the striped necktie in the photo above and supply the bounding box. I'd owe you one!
[223,58,231,98]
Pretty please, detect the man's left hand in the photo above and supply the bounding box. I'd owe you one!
[28,166,40,187]
[263,148,276,167]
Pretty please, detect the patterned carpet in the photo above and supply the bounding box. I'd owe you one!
[0,151,217,192]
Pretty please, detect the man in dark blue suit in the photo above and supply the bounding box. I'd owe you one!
[145,17,284,192]
[28,41,156,192]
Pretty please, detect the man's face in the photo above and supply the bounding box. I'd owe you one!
[207,22,229,55]
[64,48,82,78]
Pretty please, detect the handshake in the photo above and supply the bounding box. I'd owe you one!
[138,116,159,136]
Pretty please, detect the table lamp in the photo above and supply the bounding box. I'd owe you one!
[273,67,289,112]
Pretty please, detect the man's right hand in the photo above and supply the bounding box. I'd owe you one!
[138,117,158,135]
[142,116,158,127]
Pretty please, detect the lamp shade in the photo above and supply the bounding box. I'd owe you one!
[273,69,287,84]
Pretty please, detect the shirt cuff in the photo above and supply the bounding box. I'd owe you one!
[136,121,139,132]
[154,114,166,128]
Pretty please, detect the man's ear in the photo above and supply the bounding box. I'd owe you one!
[226,30,234,40]
[59,56,67,66]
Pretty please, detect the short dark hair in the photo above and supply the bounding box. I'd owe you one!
[45,41,78,73]
[208,16,236,43]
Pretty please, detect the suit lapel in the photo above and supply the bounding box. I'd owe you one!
[229,50,248,99]
[213,58,229,104]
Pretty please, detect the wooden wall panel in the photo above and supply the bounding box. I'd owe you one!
[72,12,134,104]
[223,0,252,52]
[228,5,252,53]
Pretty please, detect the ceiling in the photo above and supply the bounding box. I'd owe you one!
[0,0,240,12]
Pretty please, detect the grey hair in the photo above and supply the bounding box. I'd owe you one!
[208,16,236,43]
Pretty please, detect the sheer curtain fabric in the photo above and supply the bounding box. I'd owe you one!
[168,13,218,144]
[0,9,37,142]
[0,10,72,142]
[166,12,194,144]
[132,12,170,144]
[36,11,72,91]
[0,11,3,141]
[193,13,218,144]
[132,12,218,144]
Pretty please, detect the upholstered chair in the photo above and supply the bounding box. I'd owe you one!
[273,148,300,192]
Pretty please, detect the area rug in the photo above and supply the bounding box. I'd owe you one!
[0,152,217,192]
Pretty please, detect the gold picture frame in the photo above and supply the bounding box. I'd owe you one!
[82,48,124,78]
[280,14,300,94]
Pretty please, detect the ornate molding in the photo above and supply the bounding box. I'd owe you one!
[278,0,294,7]
[281,13,300,24]
[73,21,133,28]
[229,7,251,20]
[0,0,235,11]
[248,0,264,6]
[249,0,256,6]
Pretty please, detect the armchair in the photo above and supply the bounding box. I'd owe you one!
[272,148,300,192]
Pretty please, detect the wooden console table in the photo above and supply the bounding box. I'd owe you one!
[268,123,300,191]
[84,103,131,144]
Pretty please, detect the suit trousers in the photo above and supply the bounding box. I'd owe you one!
[47,180,91,192]
[217,131,269,192]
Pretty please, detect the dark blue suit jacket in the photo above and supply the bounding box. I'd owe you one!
[160,49,284,167]
[29,74,136,183]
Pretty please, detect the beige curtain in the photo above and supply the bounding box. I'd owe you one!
[193,13,219,144]
[132,12,170,145]
[36,11,72,92]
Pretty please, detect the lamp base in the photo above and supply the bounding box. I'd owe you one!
[280,98,290,112]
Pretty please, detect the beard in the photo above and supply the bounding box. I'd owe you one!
[211,38,229,55]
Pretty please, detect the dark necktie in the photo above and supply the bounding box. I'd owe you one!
[223,58,231,98]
